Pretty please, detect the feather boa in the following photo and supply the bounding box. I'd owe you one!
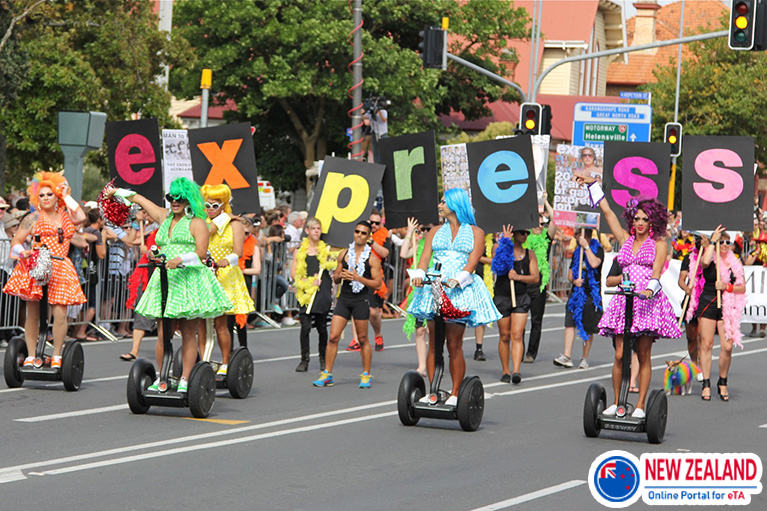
[491,236,515,275]
[685,248,704,323]
[720,250,746,349]
[403,239,429,339]
[126,230,157,310]
[483,233,494,298]
[346,243,371,293]
[567,238,603,341]
[524,231,551,291]
[294,238,338,306]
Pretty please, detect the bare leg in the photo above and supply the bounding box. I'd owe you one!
[325,315,349,374]
[562,326,575,358]
[445,322,466,397]
[415,325,428,374]
[629,352,639,390]
[180,318,200,381]
[510,313,527,374]
[355,319,372,373]
[24,300,41,356]
[698,317,716,400]
[124,329,146,358]
[497,316,511,375]
[369,306,382,337]
[51,305,68,357]
[611,335,624,405]
[214,314,231,364]
[634,335,653,410]
[717,321,732,399]
[582,335,593,360]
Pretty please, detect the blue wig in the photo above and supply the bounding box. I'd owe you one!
[444,188,476,226]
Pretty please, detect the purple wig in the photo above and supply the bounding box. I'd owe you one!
[622,198,669,240]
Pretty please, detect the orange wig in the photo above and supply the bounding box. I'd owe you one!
[28,172,67,209]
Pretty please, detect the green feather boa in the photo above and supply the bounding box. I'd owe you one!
[403,239,430,339]
[524,231,551,292]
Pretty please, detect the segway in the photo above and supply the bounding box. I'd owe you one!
[397,263,484,432]
[4,237,84,391]
[583,272,668,444]
[127,247,216,418]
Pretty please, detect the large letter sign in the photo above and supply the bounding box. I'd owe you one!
[188,122,259,215]
[106,118,163,204]
[307,156,385,247]
[603,141,669,226]
[379,131,439,228]
[682,136,754,231]
[466,136,539,232]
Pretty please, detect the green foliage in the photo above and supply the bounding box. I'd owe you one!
[171,0,529,191]
[0,0,194,191]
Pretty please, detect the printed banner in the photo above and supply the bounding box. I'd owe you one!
[188,122,260,215]
[603,141,670,227]
[161,129,194,194]
[553,144,604,236]
[307,156,385,248]
[682,136,755,232]
[465,136,539,232]
[379,131,440,229]
[496,134,551,209]
[106,118,163,204]
[440,143,470,199]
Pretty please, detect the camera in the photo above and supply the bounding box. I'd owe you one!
[363,96,391,114]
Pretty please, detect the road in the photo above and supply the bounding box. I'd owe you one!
[0,302,765,510]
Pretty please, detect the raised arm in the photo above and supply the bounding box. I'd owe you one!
[106,186,167,225]
[575,175,628,244]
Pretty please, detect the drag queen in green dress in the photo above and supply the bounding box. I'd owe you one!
[106,178,231,392]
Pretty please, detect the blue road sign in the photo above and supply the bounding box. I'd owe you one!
[619,91,651,100]
[572,102,652,146]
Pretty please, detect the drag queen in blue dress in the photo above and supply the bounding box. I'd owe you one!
[408,188,501,406]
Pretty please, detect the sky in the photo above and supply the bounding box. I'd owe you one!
[618,0,729,19]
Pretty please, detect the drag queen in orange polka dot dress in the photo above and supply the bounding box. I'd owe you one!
[3,172,87,367]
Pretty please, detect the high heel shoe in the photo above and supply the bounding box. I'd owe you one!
[717,377,729,402]
[701,378,711,401]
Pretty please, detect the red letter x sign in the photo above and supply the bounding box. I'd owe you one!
[198,139,251,189]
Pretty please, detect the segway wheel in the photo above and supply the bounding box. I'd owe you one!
[397,371,425,426]
[646,389,668,444]
[457,376,484,432]
[61,341,85,391]
[227,347,253,399]
[127,358,156,415]
[4,336,28,388]
[188,362,216,418]
[583,383,606,438]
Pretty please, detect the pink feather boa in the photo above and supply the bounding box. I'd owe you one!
[685,249,704,323]
[720,250,746,349]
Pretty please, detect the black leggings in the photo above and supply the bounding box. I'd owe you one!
[226,315,248,349]
[300,312,328,356]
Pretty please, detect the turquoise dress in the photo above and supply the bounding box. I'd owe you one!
[135,215,232,319]
[407,223,501,328]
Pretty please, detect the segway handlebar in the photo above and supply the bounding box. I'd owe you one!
[605,271,649,299]
[419,263,458,288]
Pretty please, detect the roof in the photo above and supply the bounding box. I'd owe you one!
[177,98,238,120]
[607,0,728,86]
[439,93,624,141]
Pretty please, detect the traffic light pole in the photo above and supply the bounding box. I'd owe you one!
[530,30,727,102]
[446,53,527,103]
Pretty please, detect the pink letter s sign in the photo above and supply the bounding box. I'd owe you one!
[692,149,744,203]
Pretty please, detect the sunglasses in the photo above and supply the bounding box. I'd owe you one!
[421,226,432,232]
[369,221,381,226]
[165,193,187,203]
[633,216,649,223]
[516,230,530,236]
[354,229,370,236]
[582,153,595,158]
[57,227,64,244]
[204,202,222,210]
[720,240,733,246]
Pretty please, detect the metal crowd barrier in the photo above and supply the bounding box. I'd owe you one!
[545,239,572,302]
[257,240,298,328]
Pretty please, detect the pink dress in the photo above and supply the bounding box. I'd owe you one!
[598,235,682,339]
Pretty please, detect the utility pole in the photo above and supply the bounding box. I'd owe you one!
[200,69,211,128]
[350,0,363,159]
[669,0,686,210]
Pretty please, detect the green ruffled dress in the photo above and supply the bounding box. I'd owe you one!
[135,215,232,319]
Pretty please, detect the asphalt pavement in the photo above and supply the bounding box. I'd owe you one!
[0,302,765,511]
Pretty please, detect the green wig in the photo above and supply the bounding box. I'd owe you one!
[169,177,206,219]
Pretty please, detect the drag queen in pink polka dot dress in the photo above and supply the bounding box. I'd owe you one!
[577,175,681,418]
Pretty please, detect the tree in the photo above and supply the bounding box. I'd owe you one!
[0,0,194,191]
[171,0,529,192]
[642,15,767,208]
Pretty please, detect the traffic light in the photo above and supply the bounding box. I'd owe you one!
[729,0,757,50]
[519,103,542,135]
[664,122,682,157]
[419,26,446,69]
[540,104,553,136]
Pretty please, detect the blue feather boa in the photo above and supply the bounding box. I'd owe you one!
[491,236,516,275]
[568,238,603,341]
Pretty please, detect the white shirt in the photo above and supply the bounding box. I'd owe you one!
[370,109,388,137]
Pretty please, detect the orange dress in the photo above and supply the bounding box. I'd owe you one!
[3,208,87,305]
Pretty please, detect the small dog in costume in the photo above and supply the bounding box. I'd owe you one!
[664,359,701,396]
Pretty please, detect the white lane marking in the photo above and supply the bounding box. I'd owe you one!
[469,480,586,510]
[16,405,128,423]
[35,412,398,478]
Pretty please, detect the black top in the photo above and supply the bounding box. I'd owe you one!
[701,261,735,296]
[573,245,604,294]
[681,254,690,273]
[340,248,372,299]
[301,254,333,314]
[495,248,531,297]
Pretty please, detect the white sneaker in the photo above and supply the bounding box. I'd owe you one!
[603,404,618,415]
[578,358,589,369]
[553,354,573,368]
[445,395,458,407]
[631,408,646,419]
[281,317,297,326]
[418,394,434,404]
[216,364,228,376]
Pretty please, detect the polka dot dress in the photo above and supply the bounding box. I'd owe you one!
[598,235,682,339]
[208,216,254,315]
[135,215,232,319]
[3,209,86,305]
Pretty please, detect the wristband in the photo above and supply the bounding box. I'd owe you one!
[64,195,80,212]
[587,181,605,209]
[114,188,136,204]
[226,253,239,267]
[455,270,473,289]
[211,212,231,231]
[11,244,25,258]
[180,252,201,266]
[645,278,662,297]
[726,283,734,293]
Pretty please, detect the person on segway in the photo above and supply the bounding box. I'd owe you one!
[4,172,87,369]
[578,176,682,418]
[408,188,501,407]
[106,178,231,393]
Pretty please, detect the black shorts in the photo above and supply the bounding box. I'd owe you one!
[133,311,156,332]
[564,297,604,335]
[369,288,384,308]
[334,295,370,321]
[696,294,722,321]
[494,293,531,316]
